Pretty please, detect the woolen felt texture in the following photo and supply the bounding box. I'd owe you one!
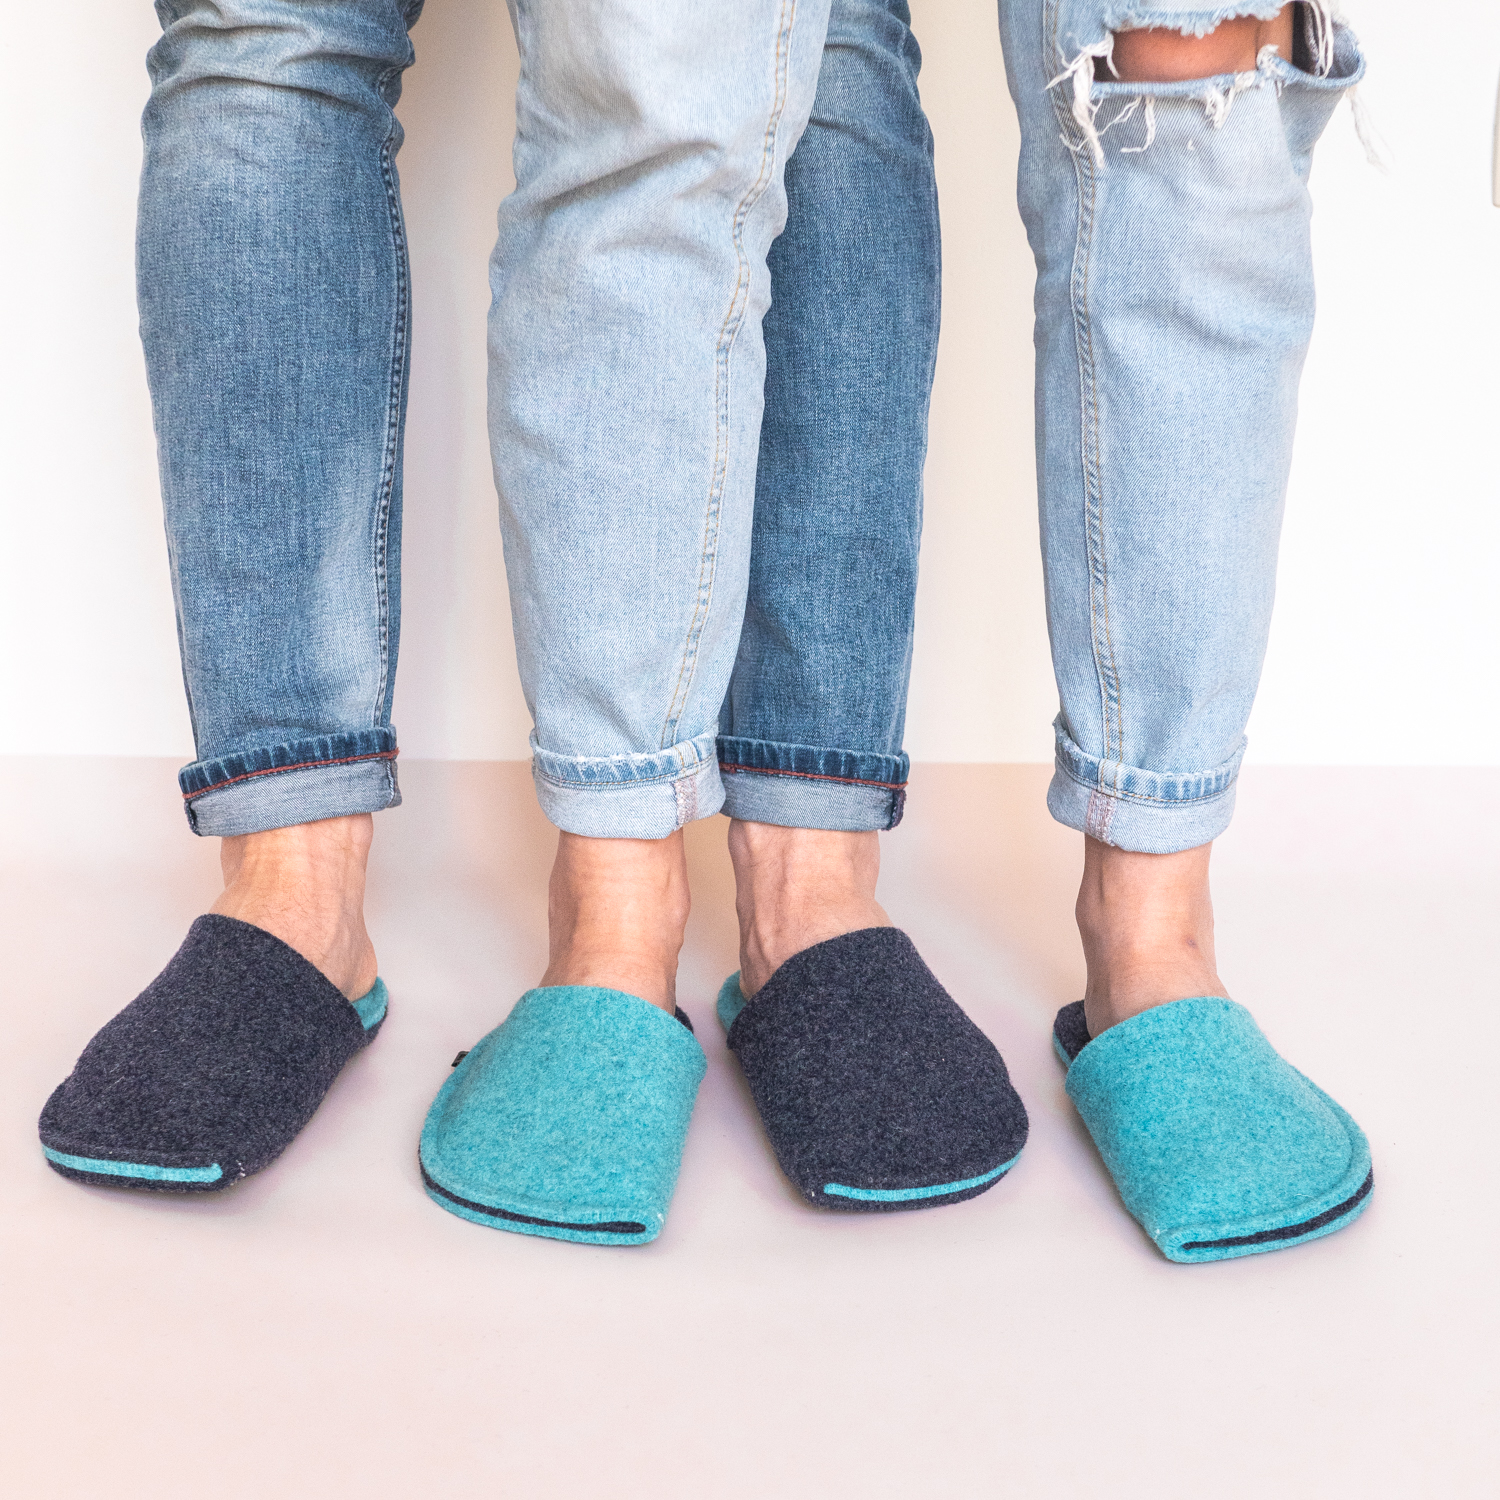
[419,985,707,1247]
[1054,997,1373,1263]
[39,914,383,1193]
[720,928,1028,1212]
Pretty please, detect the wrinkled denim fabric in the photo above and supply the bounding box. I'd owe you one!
[138,0,1363,853]
[1003,0,1364,850]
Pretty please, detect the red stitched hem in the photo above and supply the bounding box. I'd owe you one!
[717,761,906,792]
[182,748,399,801]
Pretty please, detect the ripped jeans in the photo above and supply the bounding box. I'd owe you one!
[1002,0,1364,849]
[139,0,1363,854]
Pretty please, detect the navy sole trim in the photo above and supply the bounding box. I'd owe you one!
[419,1164,645,1236]
[1180,1170,1375,1251]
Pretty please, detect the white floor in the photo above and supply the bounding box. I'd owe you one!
[1,758,1494,1498]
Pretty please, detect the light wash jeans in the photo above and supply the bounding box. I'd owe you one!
[139,1,1361,855]
[1004,0,1363,850]
[142,0,931,840]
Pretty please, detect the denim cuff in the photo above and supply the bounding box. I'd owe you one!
[530,731,724,838]
[180,728,401,836]
[1048,718,1242,854]
[716,736,908,832]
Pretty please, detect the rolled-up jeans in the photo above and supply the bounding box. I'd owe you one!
[1002,0,1364,851]
[139,0,1362,855]
[140,0,925,838]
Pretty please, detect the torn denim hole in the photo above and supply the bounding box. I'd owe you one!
[1198,42,1279,127]
[1048,32,1118,164]
[1302,3,1383,167]
[1106,94,1156,152]
[1048,0,1353,162]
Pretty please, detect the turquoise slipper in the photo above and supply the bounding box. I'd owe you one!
[419,985,706,1246]
[1054,997,1372,1264]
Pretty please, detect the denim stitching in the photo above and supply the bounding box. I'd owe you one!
[1046,1,1125,779]
[372,87,411,732]
[718,762,907,792]
[659,0,798,750]
[532,729,717,785]
[673,775,699,827]
[182,749,399,802]
[533,761,713,791]
[1085,791,1116,841]
[1055,759,1236,806]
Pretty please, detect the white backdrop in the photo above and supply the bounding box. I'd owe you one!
[2,0,1495,766]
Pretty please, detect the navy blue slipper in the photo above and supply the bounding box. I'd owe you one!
[39,914,386,1192]
[719,928,1028,1211]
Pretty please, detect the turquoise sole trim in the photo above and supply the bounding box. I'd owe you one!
[823,1152,1020,1202]
[43,1147,223,1184]
[351,977,388,1030]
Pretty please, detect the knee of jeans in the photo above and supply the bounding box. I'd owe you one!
[1048,3,1367,170]
[147,0,419,107]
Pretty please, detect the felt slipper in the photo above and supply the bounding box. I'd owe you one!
[419,985,706,1246]
[1054,997,1373,1263]
[719,928,1028,1212]
[39,914,386,1192]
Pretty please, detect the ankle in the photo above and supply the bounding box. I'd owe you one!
[1076,836,1225,1034]
[219,814,373,892]
[728,821,889,997]
[542,831,690,1011]
[210,814,377,999]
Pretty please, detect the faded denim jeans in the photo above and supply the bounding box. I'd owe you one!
[138,0,1362,855]
[1004,0,1364,849]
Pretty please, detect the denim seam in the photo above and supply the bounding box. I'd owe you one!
[372,75,410,734]
[1047,0,1126,782]
[533,761,711,792]
[182,749,400,803]
[659,0,798,750]
[915,62,941,560]
[1054,759,1236,807]
[719,762,906,792]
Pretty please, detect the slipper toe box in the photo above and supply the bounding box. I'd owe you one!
[727,930,1029,1212]
[419,986,706,1247]
[40,1064,244,1191]
[1060,997,1373,1263]
[38,915,378,1193]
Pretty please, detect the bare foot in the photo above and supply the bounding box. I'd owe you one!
[729,820,891,999]
[210,813,378,999]
[540,831,691,1012]
[1076,835,1228,1039]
